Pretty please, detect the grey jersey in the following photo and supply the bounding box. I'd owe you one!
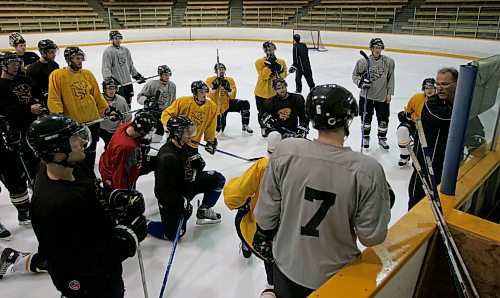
[254,138,391,289]
[100,94,132,133]
[136,80,176,110]
[352,54,395,102]
[101,45,138,85]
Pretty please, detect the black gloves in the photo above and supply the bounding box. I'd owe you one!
[212,78,232,93]
[220,78,232,92]
[358,77,372,89]
[105,106,124,122]
[297,125,309,138]
[114,215,148,257]
[398,111,412,123]
[205,138,218,155]
[132,73,146,84]
[252,224,275,263]
[289,65,297,73]
[108,189,146,225]
[260,113,279,130]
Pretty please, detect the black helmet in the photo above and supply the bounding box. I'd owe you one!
[109,30,123,41]
[167,116,195,140]
[102,77,119,92]
[272,77,287,91]
[191,80,209,94]
[306,84,358,132]
[38,39,58,57]
[293,34,301,42]
[262,41,276,53]
[369,38,385,49]
[64,47,85,62]
[158,65,172,76]
[27,115,90,161]
[0,52,23,67]
[131,111,156,137]
[214,63,226,73]
[422,77,436,90]
[9,32,25,47]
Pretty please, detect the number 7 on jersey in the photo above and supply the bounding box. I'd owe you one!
[301,187,337,237]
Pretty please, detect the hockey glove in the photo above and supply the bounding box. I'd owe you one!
[188,149,206,172]
[264,60,273,69]
[271,62,284,74]
[0,117,21,152]
[387,182,395,209]
[267,53,277,64]
[358,77,372,89]
[252,224,275,263]
[260,113,279,130]
[115,215,148,257]
[397,111,412,123]
[205,139,218,155]
[108,189,146,225]
[211,78,221,90]
[297,124,309,138]
[144,97,160,111]
[105,106,124,122]
[236,198,251,218]
[183,197,193,220]
[132,73,147,84]
[289,65,297,74]
[221,79,232,93]
[95,178,112,212]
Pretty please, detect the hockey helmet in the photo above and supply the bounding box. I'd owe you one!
[166,115,196,140]
[102,77,119,92]
[191,80,209,95]
[64,47,86,62]
[109,30,123,41]
[305,84,358,132]
[272,77,287,91]
[132,111,156,137]
[27,115,91,161]
[158,65,172,76]
[214,63,226,73]
[262,41,277,53]
[369,38,385,49]
[422,77,436,90]
[0,52,23,68]
[293,34,301,43]
[9,32,25,47]
[38,39,59,57]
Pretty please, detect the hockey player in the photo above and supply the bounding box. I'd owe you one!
[48,46,119,174]
[224,131,282,297]
[99,111,158,190]
[352,38,395,150]
[396,78,436,167]
[28,114,147,297]
[26,39,60,104]
[0,246,47,279]
[102,30,146,106]
[408,68,457,210]
[254,84,392,297]
[260,78,309,139]
[160,80,218,155]
[137,64,176,143]
[147,116,226,241]
[254,41,287,136]
[207,62,253,135]
[100,78,132,149]
[289,34,315,93]
[8,32,39,74]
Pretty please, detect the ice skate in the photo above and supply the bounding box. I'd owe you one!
[240,242,252,259]
[0,248,20,279]
[398,154,410,167]
[196,206,221,225]
[0,222,11,241]
[242,124,253,135]
[362,136,370,149]
[18,209,31,226]
[261,287,276,298]
[261,128,269,138]
[378,138,389,150]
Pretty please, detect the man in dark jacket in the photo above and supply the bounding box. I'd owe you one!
[290,34,315,93]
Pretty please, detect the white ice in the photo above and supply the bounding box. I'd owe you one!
[0,40,468,297]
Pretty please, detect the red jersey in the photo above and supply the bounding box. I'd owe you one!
[99,122,142,189]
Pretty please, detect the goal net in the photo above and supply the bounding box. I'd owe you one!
[292,28,327,52]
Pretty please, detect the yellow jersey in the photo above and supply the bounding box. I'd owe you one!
[405,92,426,121]
[254,56,287,99]
[206,76,237,115]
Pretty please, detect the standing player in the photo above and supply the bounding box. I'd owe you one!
[260,78,309,139]
[352,38,395,150]
[254,84,392,297]
[137,65,176,143]
[102,30,146,107]
[26,39,60,104]
[396,78,435,167]
[28,114,147,297]
[289,34,315,93]
[100,78,131,149]
[161,81,218,156]
[99,111,157,190]
[148,116,225,241]
[254,41,287,137]
[8,32,39,74]
[207,62,253,135]
[48,47,118,174]
[408,68,457,209]
[224,131,282,297]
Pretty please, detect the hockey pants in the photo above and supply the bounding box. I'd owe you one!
[255,95,268,128]
[117,84,134,108]
[274,263,314,298]
[294,69,315,93]
[217,99,251,132]
[359,97,390,139]
[0,148,29,211]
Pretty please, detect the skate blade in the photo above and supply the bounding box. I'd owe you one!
[242,130,253,136]
[18,221,32,226]
[195,218,221,225]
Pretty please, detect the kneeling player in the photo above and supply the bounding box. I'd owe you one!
[148,116,225,241]
[260,78,309,138]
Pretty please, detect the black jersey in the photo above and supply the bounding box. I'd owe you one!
[19,51,39,74]
[262,92,309,133]
[293,42,311,73]
[31,164,131,292]
[26,60,59,96]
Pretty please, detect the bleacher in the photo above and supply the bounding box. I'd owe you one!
[297,0,405,32]
[242,0,310,27]
[183,0,229,27]
[0,0,107,33]
[402,0,500,39]
[102,1,174,29]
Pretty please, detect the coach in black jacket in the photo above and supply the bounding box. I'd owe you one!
[290,34,315,93]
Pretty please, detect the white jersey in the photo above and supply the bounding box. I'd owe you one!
[254,138,391,289]
[101,45,138,85]
[136,80,176,110]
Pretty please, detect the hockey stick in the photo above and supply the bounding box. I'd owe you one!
[137,244,149,298]
[193,141,263,162]
[216,49,223,123]
[359,50,371,153]
[117,74,160,88]
[159,216,184,298]
[16,151,34,190]
[83,108,144,126]
[406,143,478,298]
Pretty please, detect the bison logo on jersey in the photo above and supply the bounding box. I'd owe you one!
[71,80,87,100]
[277,108,291,121]
[369,57,389,83]
[117,52,127,66]
[12,83,32,103]
[190,110,205,126]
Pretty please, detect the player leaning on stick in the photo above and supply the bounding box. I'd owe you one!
[352,38,395,150]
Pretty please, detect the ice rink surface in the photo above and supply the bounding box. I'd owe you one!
[0,40,468,297]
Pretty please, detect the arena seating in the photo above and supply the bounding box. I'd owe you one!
[102,1,174,28]
[183,0,229,27]
[242,0,310,27]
